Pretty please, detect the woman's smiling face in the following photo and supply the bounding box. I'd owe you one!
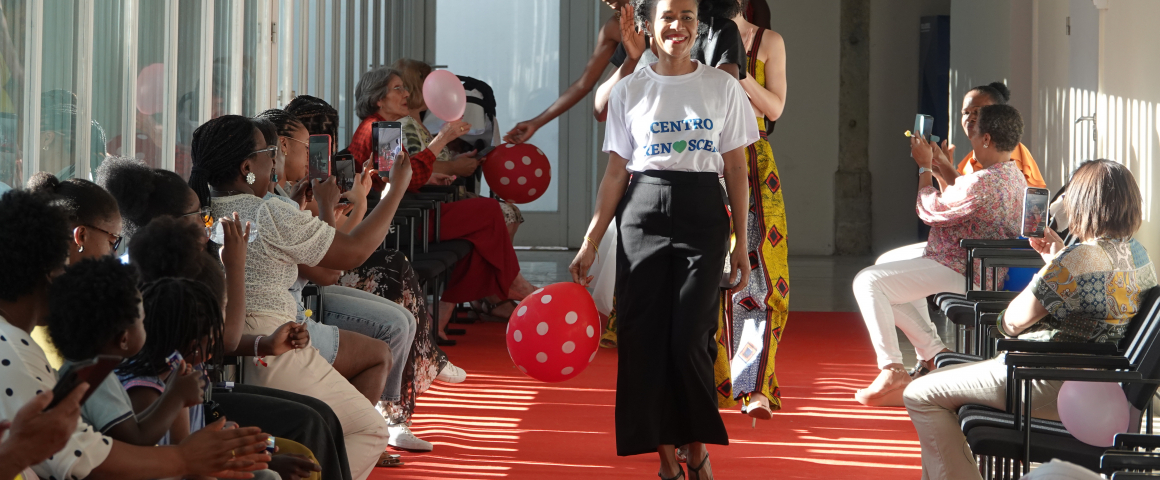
[649,0,698,59]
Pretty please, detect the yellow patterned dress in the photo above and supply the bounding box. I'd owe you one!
[714,29,791,409]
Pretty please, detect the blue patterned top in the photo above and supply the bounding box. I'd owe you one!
[1024,239,1157,343]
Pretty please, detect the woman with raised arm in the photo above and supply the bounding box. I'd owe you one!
[569,0,757,478]
[187,114,410,480]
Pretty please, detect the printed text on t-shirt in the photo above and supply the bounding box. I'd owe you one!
[643,118,717,156]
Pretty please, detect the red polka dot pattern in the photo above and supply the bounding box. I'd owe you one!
[506,282,600,383]
[482,142,552,204]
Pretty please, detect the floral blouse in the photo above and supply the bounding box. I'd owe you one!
[1021,239,1158,343]
[919,160,1026,286]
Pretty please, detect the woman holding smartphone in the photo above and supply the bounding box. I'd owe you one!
[569,0,757,478]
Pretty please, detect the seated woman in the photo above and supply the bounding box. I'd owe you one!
[876,82,1047,265]
[0,189,272,480]
[186,114,406,480]
[348,65,537,323]
[904,159,1157,480]
[852,104,1028,407]
[274,99,462,451]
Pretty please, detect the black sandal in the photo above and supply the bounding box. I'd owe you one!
[687,454,711,480]
[659,467,686,480]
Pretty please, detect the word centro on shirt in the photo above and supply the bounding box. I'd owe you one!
[643,118,719,156]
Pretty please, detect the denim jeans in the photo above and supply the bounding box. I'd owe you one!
[319,285,417,402]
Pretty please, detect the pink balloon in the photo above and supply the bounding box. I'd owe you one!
[506,283,600,383]
[1057,381,1131,447]
[422,70,466,121]
[482,142,552,204]
[136,63,165,116]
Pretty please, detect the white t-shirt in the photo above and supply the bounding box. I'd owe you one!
[603,61,759,174]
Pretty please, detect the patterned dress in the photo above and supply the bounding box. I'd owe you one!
[336,250,447,424]
[714,29,791,409]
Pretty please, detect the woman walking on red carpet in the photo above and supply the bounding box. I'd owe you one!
[570,0,758,478]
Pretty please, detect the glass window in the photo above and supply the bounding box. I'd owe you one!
[134,0,169,169]
[91,0,129,174]
[213,0,238,118]
[175,0,203,179]
[40,0,81,179]
[435,0,560,212]
[0,0,27,189]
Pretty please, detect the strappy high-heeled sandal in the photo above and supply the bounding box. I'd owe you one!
[659,467,686,480]
[687,454,711,480]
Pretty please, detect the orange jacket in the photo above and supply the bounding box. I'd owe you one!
[956,142,1046,188]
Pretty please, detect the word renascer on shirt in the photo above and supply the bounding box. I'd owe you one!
[644,118,718,156]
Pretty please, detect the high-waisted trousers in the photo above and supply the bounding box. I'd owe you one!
[614,170,731,456]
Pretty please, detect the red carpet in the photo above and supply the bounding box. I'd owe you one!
[369,312,921,479]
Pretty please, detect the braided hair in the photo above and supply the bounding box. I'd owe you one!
[96,156,193,240]
[46,256,140,361]
[0,190,71,302]
[187,115,258,207]
[118,277,224,378]
[285,95,339,138]
[26,172,120,227]
[256,108,305,138]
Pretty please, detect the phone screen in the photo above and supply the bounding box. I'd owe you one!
[308,134,332,181]
[913,114,934,140]
[372,121,403,177]
[1021,187,1051,238]
[48,355,122,410]
[334,158,355,192]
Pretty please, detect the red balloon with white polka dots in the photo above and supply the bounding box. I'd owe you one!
[482,142,552,204]
[506,282,600,382]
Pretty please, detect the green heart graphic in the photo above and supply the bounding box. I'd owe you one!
[672,140,687,153]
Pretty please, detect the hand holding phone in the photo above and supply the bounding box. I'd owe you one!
[3,386,88,468]
[48,355,121,410]
[307,135,333,182]
[1021,187,1051,238]
[372,121,403,178]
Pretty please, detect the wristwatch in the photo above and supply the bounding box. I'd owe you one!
[918,167,933,175]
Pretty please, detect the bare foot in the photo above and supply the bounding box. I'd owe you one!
[506,274,537,300]
[853,365,910,407]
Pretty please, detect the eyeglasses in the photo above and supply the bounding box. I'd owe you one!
[83,225,123,251]
[248,145,278,158]
[181,206,214,235]
[392,85,409,93]
[281,135,309,147]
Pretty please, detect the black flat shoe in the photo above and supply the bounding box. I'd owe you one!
[436,337,457,346]
[445,327,467,336]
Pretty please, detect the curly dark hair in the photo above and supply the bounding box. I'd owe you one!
[96,156,195,240]
[976,104,1024,152]
[0,190,71,302]
[187,115,259,207]
[285,95,339,139]
[118,277,224,378]
[46,256,140,361]
[129,216,225,304]
[632,0,699,29]
[26,172,120,228]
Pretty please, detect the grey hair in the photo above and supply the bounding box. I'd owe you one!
[354,67,403,120]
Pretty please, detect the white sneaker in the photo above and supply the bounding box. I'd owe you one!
[436,362,466,384]
[387,422,433,452]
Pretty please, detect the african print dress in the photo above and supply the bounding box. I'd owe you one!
[337,249,447,424]
[715,29,791,410]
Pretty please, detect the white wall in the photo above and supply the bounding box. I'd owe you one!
[868,0,951,253]
[766,0,840,255]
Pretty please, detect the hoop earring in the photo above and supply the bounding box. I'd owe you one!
[245,172,257,185]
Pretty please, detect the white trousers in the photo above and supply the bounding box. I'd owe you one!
[853,254,963,368]
[904,357,1062,480]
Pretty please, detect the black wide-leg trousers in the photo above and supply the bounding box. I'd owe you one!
[614,170,731,457]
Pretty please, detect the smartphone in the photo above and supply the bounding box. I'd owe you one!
[913,114,934,140]
[1021,187,1051,238]
[372,121,403,178]
[308,134,333,181]
[333,156,356,193]
[48,355,122,410]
